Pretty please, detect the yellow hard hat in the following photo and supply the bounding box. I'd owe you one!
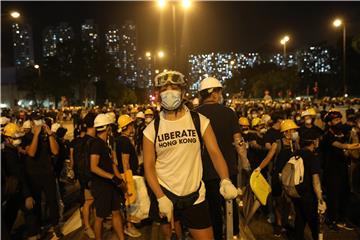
[118,114,134,129]
[239,117,250,126]
[144,109,154,115]
[130,108,138,114]
[261,114,271,124]
[280,119,299,132]
[3,123,24,138]
[251,117,263,127]
[301,108,316,117]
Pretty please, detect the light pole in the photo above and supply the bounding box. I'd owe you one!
[333,18,347,95]
[280,35,290,67]
[157,0,191,69]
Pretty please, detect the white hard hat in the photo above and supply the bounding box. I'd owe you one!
[94,114,113,129]
[199,77,223,92]
[136,111,145,119]
[22,120,31,129]
[51,123,61,133]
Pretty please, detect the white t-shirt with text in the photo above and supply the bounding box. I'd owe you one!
[143,107,210,204]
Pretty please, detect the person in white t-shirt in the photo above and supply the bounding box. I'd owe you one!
[143,71,238,240]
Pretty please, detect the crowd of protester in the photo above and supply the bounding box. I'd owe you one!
[2,72,360,240]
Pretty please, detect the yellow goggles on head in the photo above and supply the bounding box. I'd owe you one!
[154,71,186,87]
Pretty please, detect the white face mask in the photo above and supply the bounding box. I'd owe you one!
[33,119,44,126]
[145,117,153,124]
[305,118,312,125]
[291,132,299,141]
[260,128,267,134]
[218,94,224,104]
[160,90,182,111]
[12,139,22,147]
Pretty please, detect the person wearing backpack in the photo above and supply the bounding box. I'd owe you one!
[287,131,327,240]
[196,77,247,240]
[143,71,238,240]
[255,119,300,237]
[90,113,126,240]
[72,112,97,238]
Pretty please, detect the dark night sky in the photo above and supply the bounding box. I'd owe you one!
[2,1,360,66]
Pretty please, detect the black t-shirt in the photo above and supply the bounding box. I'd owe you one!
[116,135,139,173]
[90,137,114,185]
[196,103,240,180]
[296,148,321,197]
[22,132,54,175]
[299,125,323,140]
[247,132,266,170]
[322,130,348,170]
[263,127,282,145]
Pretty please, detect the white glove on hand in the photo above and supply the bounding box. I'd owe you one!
[219,179,238,200]
[318,199,327,214]
[158,195,173,222]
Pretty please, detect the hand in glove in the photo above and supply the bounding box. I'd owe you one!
[318,199,327,214]
[219,178,238,200]
[157,195,173,222]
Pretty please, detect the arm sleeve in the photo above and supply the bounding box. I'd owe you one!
[230,109,241,134]
[89,139,102,155]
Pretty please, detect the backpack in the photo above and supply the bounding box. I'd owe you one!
[280,155,304,198]
[74,136,93,185]
[153,111,203,148]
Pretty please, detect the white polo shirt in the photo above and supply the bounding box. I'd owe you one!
[143,107,210,204]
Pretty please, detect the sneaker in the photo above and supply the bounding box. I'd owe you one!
[124,226,142,238]
[336,222,355,231]
[128,215,141,224]
[84,227,95,238]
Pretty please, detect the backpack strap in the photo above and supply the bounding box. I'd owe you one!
[190,111,203,149]
[154,115,160,146]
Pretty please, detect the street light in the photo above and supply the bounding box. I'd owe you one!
[158,0,166,9]
[145,51,151,58]
[158,51,165,58]
[157,0,191,69]
[34,64,40,69]
[182,0,192,9]
[333,18,347,94]
[10,11,21,19]
[280,35,290,66]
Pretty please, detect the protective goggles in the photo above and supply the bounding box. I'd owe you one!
[154,71,186,87]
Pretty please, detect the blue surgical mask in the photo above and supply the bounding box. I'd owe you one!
[160,90,182,111]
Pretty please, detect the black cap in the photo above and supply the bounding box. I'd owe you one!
[83,112,97,128]
[30,111,43,120]
[56,127,67,138]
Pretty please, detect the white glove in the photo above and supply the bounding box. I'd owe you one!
[219,179,238,200]
[157,195,173,222]
[318,199,327,214]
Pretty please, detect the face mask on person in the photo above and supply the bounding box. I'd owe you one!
[260,128,267,134]
[218,94,224,104]
[331,122,343,132]
[251,114,258,119]
[305,118,312,125]
[11,139,22,147]
[291,131,299,141]
[33,119,44,126]
[160,90,182,111]
[145,117,152,124]
[242,128,249,134]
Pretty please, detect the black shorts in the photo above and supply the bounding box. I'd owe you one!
[91,182,122,218]
[148,187,212,229]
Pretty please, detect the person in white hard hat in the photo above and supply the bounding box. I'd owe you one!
[196,76,247,239]
[90,113,126,240]
[143,71,238,240]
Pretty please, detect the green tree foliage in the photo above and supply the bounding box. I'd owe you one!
[225,63,300,98]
